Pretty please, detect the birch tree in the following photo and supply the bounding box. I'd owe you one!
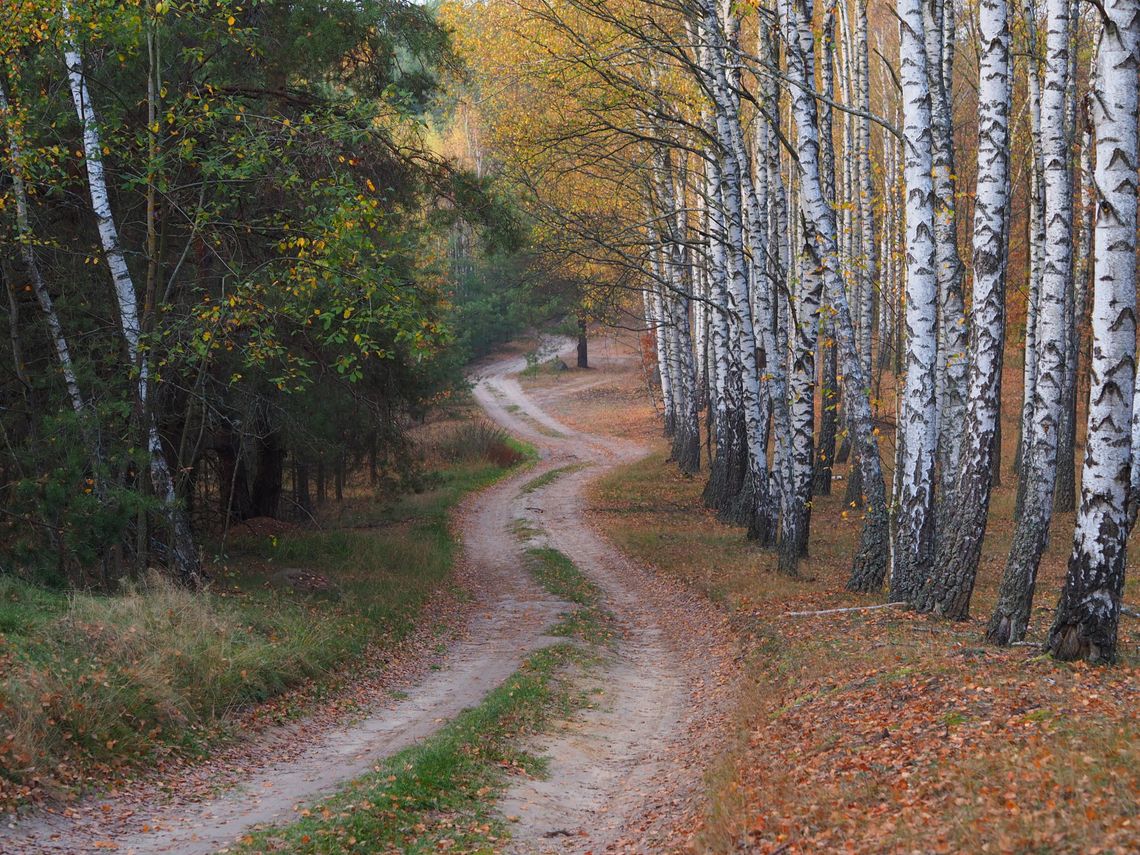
[61,2,205,587]
[928,0,968,503]
[1048,0,1138,663]
[889,0,940,603]
[986,0,1073,644]
[773,0,890,587]
[916,0,1012,616]
[0,81,90,430]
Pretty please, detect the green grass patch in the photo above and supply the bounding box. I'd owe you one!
[233,643,590,854]
[523,547,615,647]
[520,463,588,494]
[0,455,526,806]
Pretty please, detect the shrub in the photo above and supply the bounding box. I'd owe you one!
[433,419,523,467]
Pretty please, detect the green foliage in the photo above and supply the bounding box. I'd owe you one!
[2,409,157,586]
[0,0,536,580]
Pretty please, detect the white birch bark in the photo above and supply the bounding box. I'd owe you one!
[987,0,1073,644]
[854,0,876,380]
[698,8,773,537]
[918,0,1013,616]
[61,3,204,586]
[0,81,88,423]
[1049,0,1138,663]
[888,0,940,602]
[776,0,891,585]
[928,0,968,501]
[1016,0,1046,486]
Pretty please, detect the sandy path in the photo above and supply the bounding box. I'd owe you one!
[2,338,734,854]
[482,342,736,853]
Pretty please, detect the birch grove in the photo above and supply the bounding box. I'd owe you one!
[4,0,1137,665]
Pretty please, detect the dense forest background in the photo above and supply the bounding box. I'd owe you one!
[0,0,584,590]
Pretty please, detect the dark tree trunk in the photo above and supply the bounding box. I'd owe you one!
[295,460,313,518]
[844,446,864,507]
[1054,354,1078,511]
[214,430,253,521]
[703,399,749,524]
[991,395,1002,488]
[316,457,327,505]
[249,431,285,518]
[577,314,588,368]
[335,453,344,502]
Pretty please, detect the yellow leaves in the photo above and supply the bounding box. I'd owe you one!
[227,15,236,27]
[366,178,376,193]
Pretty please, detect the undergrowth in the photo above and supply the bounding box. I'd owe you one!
[0,442,530,808]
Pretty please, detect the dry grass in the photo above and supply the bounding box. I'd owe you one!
[564,328,1139,854]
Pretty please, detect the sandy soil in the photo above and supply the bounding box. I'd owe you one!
[1,336,736,854]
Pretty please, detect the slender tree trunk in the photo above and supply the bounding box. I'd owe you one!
[1015,0,1046,485]
[813,0,838,499]
[987,0,1073,644]
[928,0,968,508]
[1049,0,1138,663]
[0,81,90,426]
[577,313,588,368]
[889,0,940,603]
[698,15,769,534]
[775,0,890,587]
[61,4,204,587]
[917,0,1012,616]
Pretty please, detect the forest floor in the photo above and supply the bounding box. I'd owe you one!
[4,332,1137,854]
[526,330,1138,853]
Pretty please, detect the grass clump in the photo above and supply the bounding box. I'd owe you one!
[520,463,587,494]
[523,547,615,647]
[232,644,588,854]
[433,419,527,468]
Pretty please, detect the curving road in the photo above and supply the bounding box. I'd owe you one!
[2,339,733,854]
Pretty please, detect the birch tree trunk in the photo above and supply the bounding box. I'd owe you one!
[986,0,1073,644]
[699,9,774,540]
[928,0,968,505]
[61,5,205,587]
[889,0,941,602]
[0,81,89,425]
[813,0,839,499]
[916,0,1012,616]
[854,0,877,382]
[1015,0,1046,486]
[1052,0,1083,512]
[1048,0,1138,663]
[656,161,702,473]
[776,0,890,586]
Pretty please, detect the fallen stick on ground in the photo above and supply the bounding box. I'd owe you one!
[783,602,908,617]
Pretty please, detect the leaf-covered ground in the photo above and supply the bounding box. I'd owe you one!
[527,330,1138,853]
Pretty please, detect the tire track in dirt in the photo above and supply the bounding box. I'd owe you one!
[1,349,573,855]
[479,340,738,854]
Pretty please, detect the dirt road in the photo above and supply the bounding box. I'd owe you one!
[2,339,734,854]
